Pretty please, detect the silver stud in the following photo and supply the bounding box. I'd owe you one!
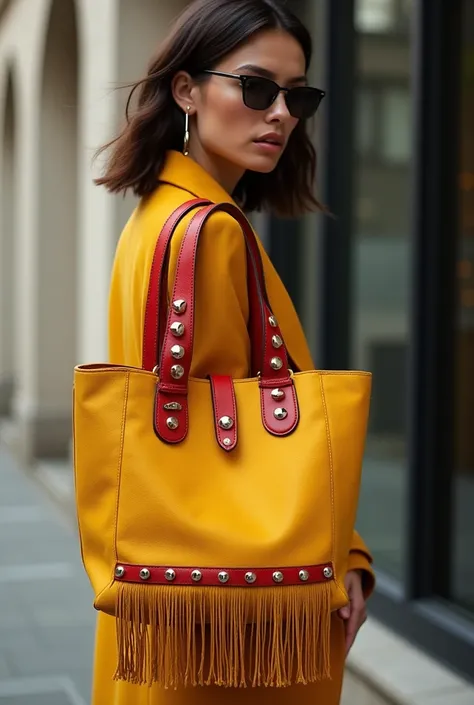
[270,357,283,371]
[163,402,182,411]
[115,565,125,578]
[272,571,284,583]
[218,416,234,430]
[272,335,283,349]
[171,345,185,360]
[171,364,184,380]
[218,571,229,584]
[299,569,309,582]
[245,572,257,584]
[271,388,286,401]
[165,569,176,582]
[269,315,278,328]
[223,438,232,447]
[191,570,202,582]
[139,568,151,581]
[172,299,187,315]
[170,321,185,337]
[274,408,288,420]
[166,416,179,430]
[323,567,333,579]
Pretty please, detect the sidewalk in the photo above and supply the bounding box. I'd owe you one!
[2,448,473,705]
[0,448,94,705]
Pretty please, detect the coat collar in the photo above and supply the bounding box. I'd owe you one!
[159,150,238,206]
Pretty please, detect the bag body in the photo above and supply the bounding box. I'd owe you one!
[73,200,371,689]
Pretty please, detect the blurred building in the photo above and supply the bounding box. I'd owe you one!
[0,0,472,699]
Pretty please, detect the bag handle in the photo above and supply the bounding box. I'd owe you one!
[142,198,211,372]
[153,202,299,444]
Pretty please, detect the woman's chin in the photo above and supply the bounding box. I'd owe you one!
[243,154,281,174]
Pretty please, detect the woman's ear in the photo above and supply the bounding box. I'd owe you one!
[171,71,197,114]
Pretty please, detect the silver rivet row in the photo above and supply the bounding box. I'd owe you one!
[272,334,283,349]
[164,402,182,411]
[171,345,185,360]
[270,356,283,371]
[170,321,185,337]
[114,566,333,583]
[218,416,234,430]
[170,364,184,380]
[166,321,187,432]
[172,299,187,315]
[267,316,286,378]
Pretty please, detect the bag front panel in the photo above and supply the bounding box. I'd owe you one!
[74,366,371,616]
[114,370,370,582]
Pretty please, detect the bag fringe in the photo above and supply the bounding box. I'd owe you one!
[114,582,331,689]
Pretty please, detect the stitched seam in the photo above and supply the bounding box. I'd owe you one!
[319,375,338,584]
[210,377,223,446]
[114,371,129,564]
[288,382,299,433]
[95,371,129,604]
[231,379,237,448]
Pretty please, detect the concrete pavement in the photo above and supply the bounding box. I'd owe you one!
[0,448,94,705]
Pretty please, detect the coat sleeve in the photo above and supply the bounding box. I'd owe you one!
[349,530,375,598]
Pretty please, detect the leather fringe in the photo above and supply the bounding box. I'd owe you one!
[114,582,332,689]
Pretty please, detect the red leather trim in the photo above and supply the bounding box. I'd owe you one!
[155,203,298,444]
[209,375,238,451]
[260,385,299,437]
[142,198,210,371]
[114,563,334,587]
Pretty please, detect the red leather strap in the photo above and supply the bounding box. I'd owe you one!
[142,198,211,371]
[209,375,238,451]
[155,203,299,443]
[114,562,334,587]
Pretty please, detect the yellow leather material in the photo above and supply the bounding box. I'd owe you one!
[74,365,371,616]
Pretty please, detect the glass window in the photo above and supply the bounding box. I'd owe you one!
[451,0,474,617]
[356,88,377,157]
[352,0,413,579]
[355,0,396,33]
[380,87,411,164]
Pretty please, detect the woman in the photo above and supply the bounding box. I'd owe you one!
[93,0,374,703]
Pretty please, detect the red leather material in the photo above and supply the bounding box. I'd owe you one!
[209,375,238,451]
[261,386,299,437]
[144,200,298,443]
[142,198,210,371]
[114,563,334,587]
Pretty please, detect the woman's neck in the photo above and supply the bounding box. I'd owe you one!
[187,142,245,195]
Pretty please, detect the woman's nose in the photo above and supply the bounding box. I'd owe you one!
[267,91,292,122]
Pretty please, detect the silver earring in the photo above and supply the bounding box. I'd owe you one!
[183,107,190,156]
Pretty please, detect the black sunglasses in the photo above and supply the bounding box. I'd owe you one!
[202,70,325,120]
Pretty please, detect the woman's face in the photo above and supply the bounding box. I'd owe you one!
[177,29,307,191]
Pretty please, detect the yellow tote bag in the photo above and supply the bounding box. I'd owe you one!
[73,201,372,689]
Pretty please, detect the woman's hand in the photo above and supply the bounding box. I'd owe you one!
[337,570,367,655]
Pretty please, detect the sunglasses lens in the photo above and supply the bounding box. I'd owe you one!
[242,77,277,110]
[286,87,324,119]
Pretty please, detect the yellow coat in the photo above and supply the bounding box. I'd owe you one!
[92,150,374,705]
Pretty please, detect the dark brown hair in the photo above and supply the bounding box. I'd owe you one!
[95,0,324,216]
